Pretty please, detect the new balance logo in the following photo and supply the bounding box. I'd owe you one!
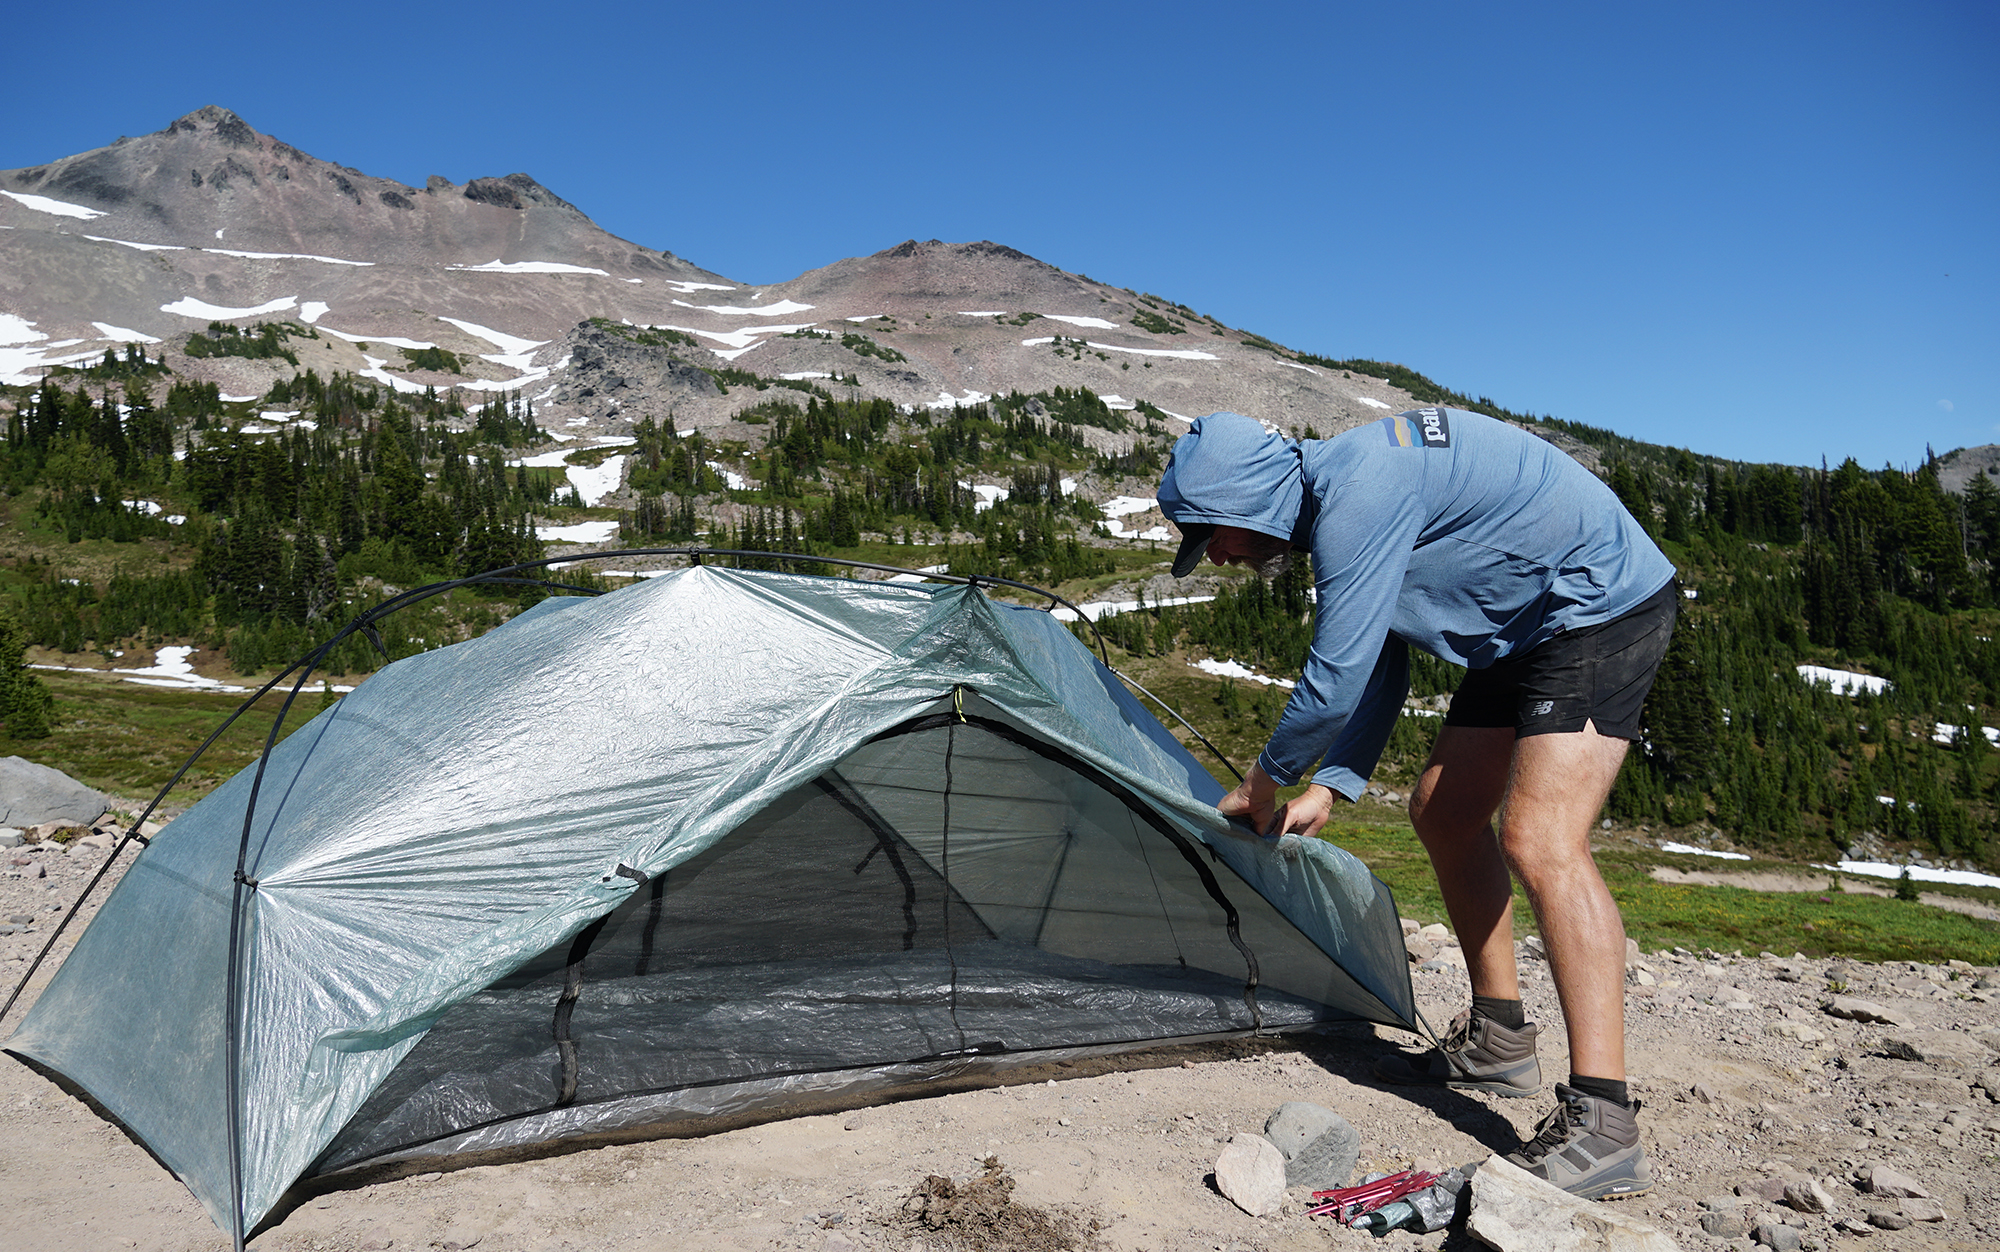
[1527,700,1555,717]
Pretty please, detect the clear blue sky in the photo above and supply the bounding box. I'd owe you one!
[4,1,1993,469]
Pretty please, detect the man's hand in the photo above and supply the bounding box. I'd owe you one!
[1275,784,1338,839]
[1216,764,1281,835]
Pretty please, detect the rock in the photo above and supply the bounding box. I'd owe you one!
[1880,1031,1991,1068]
[1417,922,1450,944]
[1689,1083,1724,1105]
[1400,918,1421,936]
[0,758,109,828]
[1405,935,1438,963]
[1783,1178,1837,1214]
[1857,1164,1928,1198]
[16,860,44,879]
[1737,1178,1788,1203]
[1214,1133,1286,1216]
[1699,1210,1749,1238]
[436,1230,483,1251]
[1752,1220,1802,1251]
[1899,1197,1946,1222]
[1625,937,1641,968]
[1520,935,1546,960]
[1765,1022,1826,1044]
[1465,1156,1681,1252]
[0,828,21,847]
[1261,1102,1359,1191]
[1824,996,1915,1028]
[356,1230,394,1251]
[5,913,30,924]
[1832,1216,1875,1237]
[1866,1210,1912,1230]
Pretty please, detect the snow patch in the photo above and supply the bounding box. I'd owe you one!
[1043,315,1118,329]
[299,302,329,324]
[438,316,545,358]
[211,247,371,267]
[111,646,247,692]
[1050,594,1216,623]
[450,259,609,276]
[1933,722,2000,747]
[1816,860,2000,891]
[0,314,48,346]
[1,189,106,220]
[1660,842,1752,861]
[927,390,994,410]
[84,235,182,252]
[679,298,815,317]
[958,311,1006,317]
[1356,397,1393,410]
[705,461,748,490]
[91,322,160,344]
[566,456,626,506]
[1088,340,1217,361]
[1279,362,1319,375]
[781,371,833,381]
[886,564,952,584]
[1101,496,1157,519]
[960,482,1008,512]
[319,327,437,350]
[1797,665,1891,697]
[660,280,735,294]
[537,519,620,544]
[1190,658,1295,689]
[161,295,298,320]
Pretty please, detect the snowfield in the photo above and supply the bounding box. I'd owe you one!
[536,520,620,544]
[84,235,182,252]
[1050,594,1216,623]
[1660,842,1752,861]
[91,323,160,344]
[1356,397,1393,410]
[320,327,437,350]
[1797,665,1892,696]
[1190,658,1296,689]
[679,299,815,317]
[450,260,609,276]
[161,295,298,319]
[1,189,106,220]
[211,247,371,267]
[1042,315,1118,329]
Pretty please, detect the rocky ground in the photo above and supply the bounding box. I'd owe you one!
[4,833,1999,1252]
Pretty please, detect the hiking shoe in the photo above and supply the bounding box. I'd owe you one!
[1372,1010,1541,1098]
[1506,1083,1653,1200]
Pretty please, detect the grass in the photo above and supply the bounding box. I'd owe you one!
[0,669,325,811]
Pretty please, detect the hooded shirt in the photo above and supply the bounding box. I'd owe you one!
[1157,408,1675,798]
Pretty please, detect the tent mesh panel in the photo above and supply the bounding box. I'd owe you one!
[313,723,1374,1173]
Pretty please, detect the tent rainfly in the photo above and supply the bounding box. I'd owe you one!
[6,566,1415,1241]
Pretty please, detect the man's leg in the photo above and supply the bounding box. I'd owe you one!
[1408,725,1518,1000]
[1498,720,1631,1082]
[1374,725,1543,1097]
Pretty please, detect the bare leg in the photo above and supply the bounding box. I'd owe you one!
[1408,726,1519,1002]
[1498,721,1632,1081]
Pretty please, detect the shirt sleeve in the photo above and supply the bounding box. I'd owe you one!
[1254,469,1425,790]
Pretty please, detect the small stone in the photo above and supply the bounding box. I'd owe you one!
[1416,922,1450,944]
[6,913,31,925]
[1766,1022,1826,1044]
[1784,1178,1837,1214]
[1823,996,1914,1028]
[1858,1164,1928,1198]
[1214,1134,1286,1216]
[1404,935,1437,963]
[1737,1178,1788,1203]
[1899,1196,1946,1222]
[1690,1082,1724,1105]
[1832,1217,1874,1237]
[1400,918,1421,936]
[1866,1211,1912,1230]
[1753,1219,1803,1250]
[1701,1210,1750,1237]
[357,1230,394,1252]
[1261,1102,1359,1191]
[1625,937,1642,968]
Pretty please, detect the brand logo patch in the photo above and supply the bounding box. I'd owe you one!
[1526,699,1555,717]
[1416,407,1452,447]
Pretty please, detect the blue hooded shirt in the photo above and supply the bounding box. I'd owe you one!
[1158,409,1675,797]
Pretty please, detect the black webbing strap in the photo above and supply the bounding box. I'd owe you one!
[551,913,613,1105]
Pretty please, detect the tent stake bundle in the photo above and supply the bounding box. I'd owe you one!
[3,554,1416,1249]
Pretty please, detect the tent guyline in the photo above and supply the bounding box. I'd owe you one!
[8,555,1403,1252]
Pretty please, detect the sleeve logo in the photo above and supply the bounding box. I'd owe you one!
[1416,407,1452,447]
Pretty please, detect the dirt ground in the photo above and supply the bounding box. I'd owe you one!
[5,839,2000,1252]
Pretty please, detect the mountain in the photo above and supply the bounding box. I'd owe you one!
[0,108,1424,440]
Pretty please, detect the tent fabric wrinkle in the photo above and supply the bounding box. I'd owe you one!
[5,565,1414,1240]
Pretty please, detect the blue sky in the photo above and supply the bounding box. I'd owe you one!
[4,1,1993,469]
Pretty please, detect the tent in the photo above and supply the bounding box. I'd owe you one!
[5,565,1415,1242]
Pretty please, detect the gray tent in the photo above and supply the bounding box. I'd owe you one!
[6,566,1413,1240]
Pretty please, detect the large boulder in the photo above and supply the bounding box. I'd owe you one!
[0,757,108,828]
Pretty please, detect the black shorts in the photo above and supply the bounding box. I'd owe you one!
[1442,580,1678,741]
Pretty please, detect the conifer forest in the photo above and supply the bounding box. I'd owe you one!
[1,345,1995,875]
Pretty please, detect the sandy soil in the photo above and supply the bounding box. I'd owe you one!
[5,838,2000,1252]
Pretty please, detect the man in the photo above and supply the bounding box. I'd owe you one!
[1158,407,1676,1201]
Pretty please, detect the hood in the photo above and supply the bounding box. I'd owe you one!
[1156,412,1305,542]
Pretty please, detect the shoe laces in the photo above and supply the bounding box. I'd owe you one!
[1439,1010,1476,1053]
[1515,1090,1589,1164]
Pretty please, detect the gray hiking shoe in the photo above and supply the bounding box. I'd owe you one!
[1507,1083,1653,1200]
[1373,1010,1541,1097]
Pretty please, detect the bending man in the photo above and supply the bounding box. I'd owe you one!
[1158,408,1675,1201]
